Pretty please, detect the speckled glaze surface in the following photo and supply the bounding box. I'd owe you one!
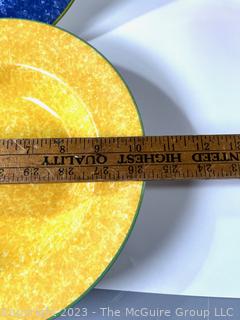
[0,0,73,24]
[0,19,143,319]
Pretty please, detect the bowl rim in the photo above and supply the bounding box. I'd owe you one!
[53,0,76,25]
[0,17,146,320]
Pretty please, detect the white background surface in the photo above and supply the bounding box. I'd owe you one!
[59,0,240,298]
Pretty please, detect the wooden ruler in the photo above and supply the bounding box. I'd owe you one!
[0,134,240,184]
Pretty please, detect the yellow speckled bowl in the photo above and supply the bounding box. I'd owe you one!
[0,19,144,319]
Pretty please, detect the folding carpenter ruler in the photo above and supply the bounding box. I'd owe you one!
[0,134,240,184]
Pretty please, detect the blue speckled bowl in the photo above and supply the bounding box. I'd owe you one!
[0,0,74,24]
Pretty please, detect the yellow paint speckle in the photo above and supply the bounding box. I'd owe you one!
[0,20,143,319]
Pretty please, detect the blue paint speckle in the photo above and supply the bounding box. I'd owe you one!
[0,0,72,24]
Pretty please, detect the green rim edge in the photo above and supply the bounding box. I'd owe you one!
[0,17,146,320]
[53,0,76,25]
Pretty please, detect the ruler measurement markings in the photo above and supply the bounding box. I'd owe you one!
[66,138,69,153]
[1,135,240,183]
[150,137,153,149]
[167,136,170,151]
[200,136,205,151]
[49,138,52,150]
[183,136,187,148]
[2,138,240,154]
[1,148,240,164]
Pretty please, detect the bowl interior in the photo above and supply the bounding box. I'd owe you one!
[0,19,144,319]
